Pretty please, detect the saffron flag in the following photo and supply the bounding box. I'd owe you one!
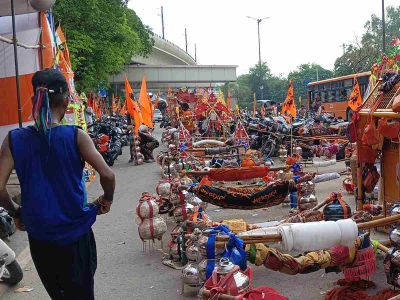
[125,78,143,135]
[138,76,154,129]
[261,103,265,118]
[227,92,231,111]
[120,101,127,116]
[281,80,296,118]
[348,78,362,111]
[253,93,257,117]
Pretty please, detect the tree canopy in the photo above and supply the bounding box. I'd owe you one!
[334,5,400,76]
[53,0,153,91]
[227,5,400,109]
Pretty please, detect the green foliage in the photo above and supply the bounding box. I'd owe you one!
[334,5,400,76]
[249,63,271,100]
[53,0,153,91]
[288,64,333,102]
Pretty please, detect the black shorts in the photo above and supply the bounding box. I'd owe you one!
[29,229,97,300]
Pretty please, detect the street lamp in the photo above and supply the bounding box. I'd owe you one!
[382,0,386,53]
[246,16,270,65]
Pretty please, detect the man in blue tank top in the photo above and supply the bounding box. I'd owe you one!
[0,69,116,300]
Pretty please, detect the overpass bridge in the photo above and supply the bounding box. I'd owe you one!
[110,34,237,93]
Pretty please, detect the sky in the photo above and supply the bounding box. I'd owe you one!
[129,0,399,77]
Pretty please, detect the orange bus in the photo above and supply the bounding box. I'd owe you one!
[306,71,371,120]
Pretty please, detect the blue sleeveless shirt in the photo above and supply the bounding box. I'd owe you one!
[10,126,97,244]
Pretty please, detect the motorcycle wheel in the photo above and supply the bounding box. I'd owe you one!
[2,260,23,285]
[261,140,275,158]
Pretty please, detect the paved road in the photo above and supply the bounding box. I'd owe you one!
[0,126,389,300]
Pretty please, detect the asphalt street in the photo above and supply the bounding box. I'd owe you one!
[0,126,389,300]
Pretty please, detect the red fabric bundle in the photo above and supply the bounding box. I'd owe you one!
[207,166,270,181]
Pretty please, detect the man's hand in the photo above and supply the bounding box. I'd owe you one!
[14,217,25,231]
[77,129,115,202]
[93,195,112,215]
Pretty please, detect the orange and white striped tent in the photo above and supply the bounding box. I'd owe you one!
[0,9,54,141]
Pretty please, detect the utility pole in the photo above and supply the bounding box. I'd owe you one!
[342,43,346,55]
[194,43,197,62]
[161,6,165,39]
[257,20,261,65]
[382,0,386,53]
[246,16,270,66]
[185,28,188,53]
[11,0,22,128]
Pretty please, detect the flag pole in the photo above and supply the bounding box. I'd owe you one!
[290,116,293,156]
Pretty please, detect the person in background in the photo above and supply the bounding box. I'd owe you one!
[84,100,94,130]
[138,125,159,163]
[0,69,115,300]
[299,105,307,117]
[126,112,135,163]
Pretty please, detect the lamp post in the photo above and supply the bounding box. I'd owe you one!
[382,0,386,53]
[246,16,270,66]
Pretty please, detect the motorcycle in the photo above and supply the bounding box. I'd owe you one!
[89,121,124,166]
[0,208,23,285]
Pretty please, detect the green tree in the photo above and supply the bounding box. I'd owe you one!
[334,5,400,76]
[264,75,287,102]
[288,63,333,103]
[249,63,271,100]
[236,74,253,107]
[53,0,153,91]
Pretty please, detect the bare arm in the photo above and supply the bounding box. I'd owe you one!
[77,129,115,202]
[0,135,18,215]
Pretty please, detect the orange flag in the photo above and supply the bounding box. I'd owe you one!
[112,95,118,113]
[138,76,154,129]
[120,101,127,115]
[125,78,143,135]
[348,77,362,111]
[261,103,265,118]
[226,92,231,111]
[281,80,296,118]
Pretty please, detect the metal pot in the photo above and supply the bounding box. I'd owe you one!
[299,181,315,194]
[216,258,251,294]
[390,228,400,245]
[182,263,200,286]
[391,250,400,267]
[298,193,318,210]
[276,170,287,181]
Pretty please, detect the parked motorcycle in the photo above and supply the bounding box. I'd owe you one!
[89,119,125,166]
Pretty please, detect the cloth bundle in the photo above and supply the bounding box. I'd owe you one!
[278,219,358,252]
[246,243,351,275]
[312,143,340,159]
[313,172,341,183]
[284,210,323,223]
